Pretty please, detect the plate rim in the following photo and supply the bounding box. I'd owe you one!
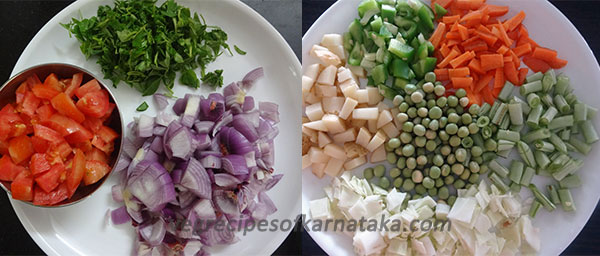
[301,0,600,255]
[9,0,301,255]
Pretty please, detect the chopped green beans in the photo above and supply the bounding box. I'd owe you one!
[529,184,556,211]
[558,188,576,211]
[529,200,542,218]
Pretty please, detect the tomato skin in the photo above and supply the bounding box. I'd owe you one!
[51,93,85,123]
[44,114,86,136]
[35,162,65,193]
[31,136,50,153]
[83,160,110,185]
[35,104,56,122]
[33,182,68,206]
[31,84,60,100]
[11,171,33,201]
[43,73,63,92]
[30,153,51,176]
[64,73,83,98]
[33,124,64,144]
[102,102,116,120]
[65,129,93,144]
[0,155,22,181]
[66,149,86,197]
[76,91,109,118]
[75,79,101,99]
[19,91,41,117]
[8,135,34,164]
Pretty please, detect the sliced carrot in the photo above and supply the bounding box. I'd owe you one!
[474,72,494,92]
[449,67,471,78]
[518,24,529,38]
[475,30,498,46]
[508,50,520,68]
[532,47,558,63]
[480,54,504,71]
[493,68,504,89]
[434,69,450,81]
[464,40,488,52]
[450,22,460,32]
[486,4,509,17]
[455,0,484,10]
[492,87,502,97]
[438,49,461,68]
[451,77,474,89]
[477,24,492,34]
[468,58,485,74]
[518,68,529,85]
[440,43,451,58]
[504,61,519,85]
[449,51,476,68]
[461,36,481,47]
[447,32,461,40]
[496,45,509,55]
[503,56,513,63]
[460,10,483,22]
[436,0,454,8]
[513,43,532,57]
[549,57,568,69]
[507,29,519,41]
[503,11,526,31]
[523,55,551,73]
[430,22,447,49]
[481,87,495,104]
[442,15,461,24]
[457,24,469,40]
[447,39,461,47]
[496,23,513,46]
[467,91,483,106]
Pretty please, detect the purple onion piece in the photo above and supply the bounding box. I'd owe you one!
[180,158,212,199]
[153,94,169,110]
[111,206,130,225]
[137,114,154,138]
[128,162,176,212]
[242,96,255,112]
[242,67,264,91]
[139,218,166,246]
[200,155,221,169]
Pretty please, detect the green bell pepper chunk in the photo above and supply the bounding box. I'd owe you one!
[343,32,353,51]
[412,57,437,78]
[372,64,388,85]
[348,43,363,66]
[358,0,379,18]
[370,32,386,48]
[381,4,397,22]
[434,3,448,19]
[388,39,414,60]
[379,25,393,38]
[391,59,412,80]
[394,77,410,91]
[394,17,418,40]
[416,43,428,60]
[378,84,398,100]
[425,41,434,53]
[395,2,414,18]
[370,16,383,33]
[417,6,434,32]
[367,76,375,86]
[348,19,364,44]
[410,37,420,51]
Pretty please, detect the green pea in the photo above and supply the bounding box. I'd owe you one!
[390,168,401,178]
[403,122,414,133]
[472,156,483,164]
[441,164,451,176]
[447,154,456,165]
[440,145,451,156]
[379,177,391,189]
[427,99,436,109]
[413,124,426,136]
[422,177,435,189]
[396,113,408,123]
[447,108,456,115]
[399,102,409,112]
[449,136,461,147]
[388,138,401,149]
[468,123,479,134]
[455,148,467,162]
[416,155,428,166]
[469,161,480,173]
[439,117,448,128]
[421,118,431,128]
[424,72,436,83]
[400,132,412,144]
[433,154,444,166]
[414,136,426,147]
[438,187,450,199]
[374,165,386,177]
[439,130,450,141]
[411,91,424,104]
[456,106,464,115]
[404,84,417,94]
[461,113,473,124]
[429,166,441,179]
[417,107,428,118]
[402,179,415,191]
[457,126,470,138]
[469,104,480,115]
[425,140,438,151]
[436,97,448,108]
[448,195,457,206]
[386,152,397,164]
[445,123,458,135]
[448,113,460,123]
[435,178,444,188]
[402,168,412,178]
[434,85,445,96]
[454,179,466,189]
[444,175,455,185]
[471,146,483,157]
[393,95,404,106]
[364,168,374,180]
[407,107,417,118]
[455,88,467,98]
[413,117,422,125]
[415,184,427,194]
[394,177,404,188]
[412,194,422,200]
[427,106,442,119]
[406,157,417,169]
[484,139,497,151]
[402,144,415,156]
[469,173,480,184]
[429,120,439,130]
[460,169,471,180]
[385,143,393,152]
[480,164,489,174]
[448,95,459,107]
[395,148,403,156]
[451,164,464,175]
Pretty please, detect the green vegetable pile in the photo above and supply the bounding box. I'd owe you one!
[343,0,437,97]
[62,0,236,95]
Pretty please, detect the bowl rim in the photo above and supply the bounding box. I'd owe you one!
[0,62,125,208]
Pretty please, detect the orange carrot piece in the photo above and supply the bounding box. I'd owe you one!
[430,23,447,49]
[468,58,485,74]
[434,69,450,81]
[455,0,484,10]
[507,29,519,41]
[492,87,502,97]
[504,61,519,85]
[549,57,568,69]
[477,24,492,34]
[461,36,481,46]
[503,11,526,31]
[449,51,476,68]
[493,68,505,89]
[496,45,509,55]
[475,30,498,46]
[518,24,529,38]
[440,43,451,58]
[474,72,494,92]
[503,56,513,63]
[460,10,483,22]
[457,24,469,40]
[464,40,488,52]
[442,15,461,24]
[467,91,483,106]
[496,23,513,46]
[526,37,540,49]
[480,54,504,71]
[481,87,495,104]
[439,49,462,68]
[449,67,471,78]
[532,47,558,63]
[518,67,529,85]
[508,50,520,68]
[513,43,532,57]
[523,56,551,73]
[486,4,509,17]
[436,0,454,8]
[450,22,460,32]
[447,39,461,47]
[451,77,474,89]
[447,32,461,40]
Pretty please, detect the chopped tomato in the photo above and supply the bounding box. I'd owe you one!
[102,102,116,120]
[33,124,64,144]
[65,128,93,145]
[31,136,50,153]
[0,155,22,181]
[44,114,85,136]
[75,79,101,98]
[51,93,85,123]
[51,142,73,160]
[35,104,56,122]
[43,73,63,92]
[64,73,83,98]
[82,117,103,132]
[8,135,34,164]
[76,91,109,118]
[35,162,65,193]
[11,171,33,201]
[15,82,29,105]
[20,91,41,117]
[0,105,24,141]
[86,147,108,163]
[31,84,60,100]
[66,149,86,196]
[0,140,9,155]
[98,126,119,143]
[92,136,114,154]
[30,153,51,176]
[33,183,68,206]
[83,160,110,185]
[74,140,92,153]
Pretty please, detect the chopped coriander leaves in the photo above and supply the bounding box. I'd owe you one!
[201,69,224,89]
[234,45,247,55]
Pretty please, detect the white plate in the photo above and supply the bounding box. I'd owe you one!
[9,0,301,255]
[302,0,600,255]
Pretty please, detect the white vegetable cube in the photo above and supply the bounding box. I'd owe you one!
[332,128,357,144]
[355,89,369,104]
[322,114,346,134]
[302,125,317,143]
[310,44,328,56]
[337,66,355,83]
[386,238,408,256]
[324,158,345,177]
[315,85,337,98]
[322,97,345,114]
[303,90,320,105]
[311,163,326,178]
[317,132,332,148]
[311,46,341,67]
[302,75,315,93]
[348,64,365,78]
[303,63,322,81]
[324,143,346,160]
[367,87,383,106]
[356,127,372,148]
[353,230,386,256]
[447,198,477,224]
[320,34,343,47]
[328,45,346,61]
[308,147,329,163]
[435,203,451,220]
[339,97,358,120]
[377,109,393,129]
[366,131,386,152]
[351,118,367,129]
[343,156,367,170]
[305,102,324,121]
[303,120,328,132]
[370,145,386,163]
[317,65,337,86]
[352,107,379,120]
[386,188,407,213]
[381,122,399,138]
[339,79,359,100]
[309,197,332,220]
[302,154,312,169]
